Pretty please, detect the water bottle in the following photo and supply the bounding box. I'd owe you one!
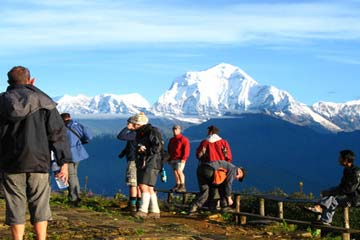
[161,167,167,183]
[51,161,69,190]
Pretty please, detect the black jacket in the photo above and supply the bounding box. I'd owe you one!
[117,127,137,162]
[0,84,72,173]
[326,165,360,207]
[135,124,163,170]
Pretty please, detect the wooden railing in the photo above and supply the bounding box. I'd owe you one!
[156,189,360,240]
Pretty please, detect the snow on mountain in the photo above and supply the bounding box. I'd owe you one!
[55,93,151,115]
[312,100,360,131]
[153,63,342,132]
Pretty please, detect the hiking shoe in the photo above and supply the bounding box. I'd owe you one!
[134,211,148,219]
[148,212,160,219]
[176,184,186,193]
[170,184,179,192]
[130,205,137,213]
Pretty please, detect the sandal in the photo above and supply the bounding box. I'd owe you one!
[304,206,322,215]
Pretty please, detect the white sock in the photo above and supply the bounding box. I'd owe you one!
[149,193,160,213]
[139,192,150,213]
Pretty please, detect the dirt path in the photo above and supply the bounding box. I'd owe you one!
[0,199,310,239]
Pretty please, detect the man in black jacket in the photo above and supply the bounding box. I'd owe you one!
[0,66,71,240]
[305,150,360,225]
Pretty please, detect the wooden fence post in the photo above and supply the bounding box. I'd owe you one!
[342,207,350,240]
[84,176,88,193]
[235,195,240,224]
[167,192,174,204]
[183,193,188,205]
[278,201,284,219]
[259,198,265,216]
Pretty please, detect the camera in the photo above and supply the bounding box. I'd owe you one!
[137,144,147,153]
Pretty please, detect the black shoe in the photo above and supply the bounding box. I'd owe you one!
[69,198,81,207]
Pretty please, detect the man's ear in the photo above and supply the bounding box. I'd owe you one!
[29,78,35,85]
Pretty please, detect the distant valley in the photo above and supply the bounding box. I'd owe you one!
[76,114,360,197]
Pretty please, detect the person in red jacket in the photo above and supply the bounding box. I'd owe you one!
[195,125,233,210]
[167,125,190,192]
[196,125,232,163]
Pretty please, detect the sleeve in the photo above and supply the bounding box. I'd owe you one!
[196,140,207,160]
[222,161,237,197]
[224,140,232,162]
[339,169,360,195]
[46,108,72,166]
[81,123,92,142]
[117,127,136,141]
[182,137,191,161]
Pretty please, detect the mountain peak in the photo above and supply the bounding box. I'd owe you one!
[312,100,360,131]
[55,93,150,115]
[153,63,341,132]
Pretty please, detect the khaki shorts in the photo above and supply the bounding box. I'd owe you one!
[169,160,186,171]
[2,172,52,225]
[126,161,137,187]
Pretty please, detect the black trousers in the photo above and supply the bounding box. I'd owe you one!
[192,164,228,209]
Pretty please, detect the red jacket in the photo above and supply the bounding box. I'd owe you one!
[196,134,232,162]
[168,134,190,161]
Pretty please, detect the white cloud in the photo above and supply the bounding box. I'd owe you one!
[1,1,360,50]
[317,55,360,65]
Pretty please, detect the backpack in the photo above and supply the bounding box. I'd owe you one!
[213,167,228,185]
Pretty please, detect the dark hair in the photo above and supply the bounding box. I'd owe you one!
[238,167,246,182]
[340,150,355,163]
[7,66,30,85]
[60,113,71,120]
[207,125,219,134]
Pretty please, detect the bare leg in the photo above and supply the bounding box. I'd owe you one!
[11,224,25,240]
[129,186,137,198]
[176,169,185,185]
[34,221,47,240]
[137,186,141,198]
[314,205,322,212]
[173,170,180,185]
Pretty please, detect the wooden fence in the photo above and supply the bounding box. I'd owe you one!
[156,189,360,240]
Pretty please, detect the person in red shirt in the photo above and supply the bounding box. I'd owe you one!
[196,125,232,163]
[167,125,190,192]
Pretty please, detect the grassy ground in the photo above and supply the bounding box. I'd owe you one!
[0,192,350,239]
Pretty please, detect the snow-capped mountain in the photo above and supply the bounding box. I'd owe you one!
[312,100,360,131]
[153,63,342,132]
[54,93,151,115]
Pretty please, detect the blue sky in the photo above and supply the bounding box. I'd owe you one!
[1,0,360,105]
